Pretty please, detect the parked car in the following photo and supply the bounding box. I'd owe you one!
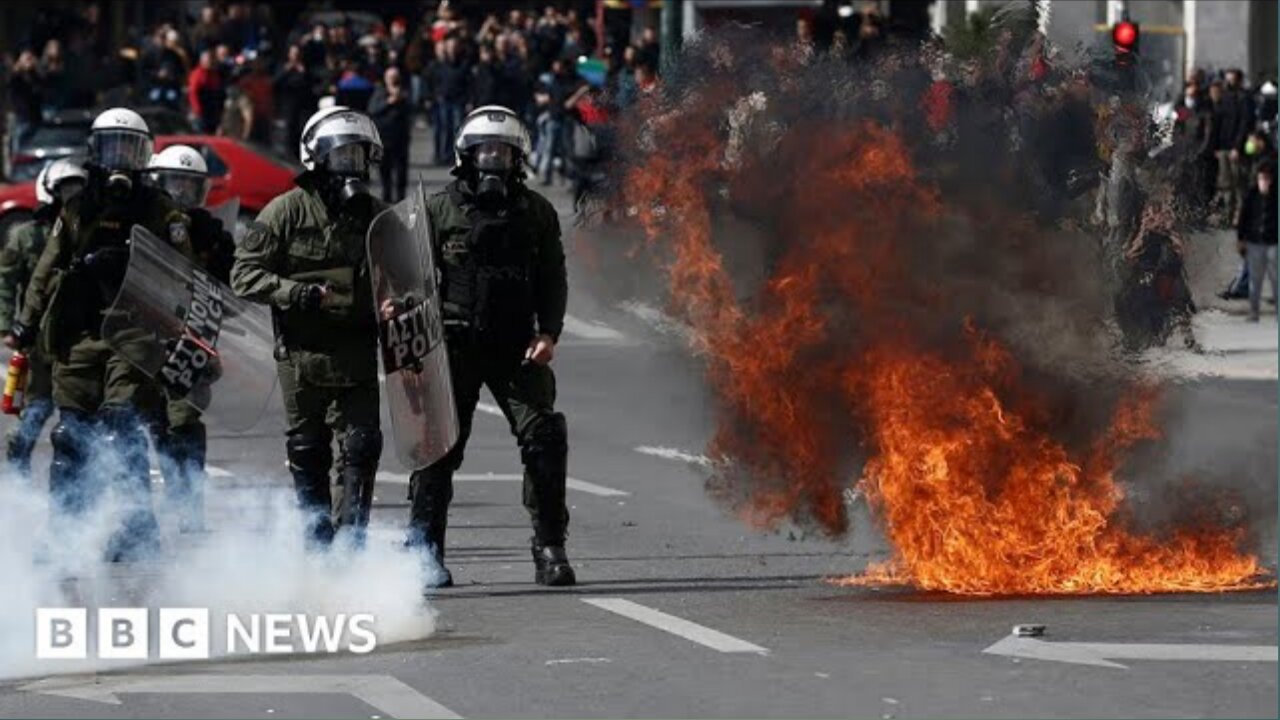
[5,106,193,182]
[0,135,299,241]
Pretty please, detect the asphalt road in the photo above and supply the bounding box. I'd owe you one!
[0,129,1275,719]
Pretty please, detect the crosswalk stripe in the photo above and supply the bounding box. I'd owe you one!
[582,598,769,654]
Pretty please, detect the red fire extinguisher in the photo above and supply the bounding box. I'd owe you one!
[3,351,29,415]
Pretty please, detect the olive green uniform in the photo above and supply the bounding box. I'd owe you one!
[231,177,384,543]
[0,218,54,476]
[18,179,191,560]
[408,180,569,571]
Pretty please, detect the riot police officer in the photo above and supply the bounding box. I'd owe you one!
[0,158,87,479]
[409,106,573,588]
[147,144,235,532]
[13,107,193,561]
[231,106,385,547]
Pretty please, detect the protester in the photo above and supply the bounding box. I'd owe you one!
[369,67,413,202]
[1237,162,1278,321]
[188,49,226,134]
[274,45,317,159]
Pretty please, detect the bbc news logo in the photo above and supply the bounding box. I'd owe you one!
[36,608,378,659]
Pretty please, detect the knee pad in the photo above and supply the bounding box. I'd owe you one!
[341,426,383,472]
[287,431,332,476]
[521,412,567,465]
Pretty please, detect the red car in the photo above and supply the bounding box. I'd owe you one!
[0,135,299,239]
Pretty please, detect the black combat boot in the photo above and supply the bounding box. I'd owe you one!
[335,427,381,548]
[158,424,207,533]
[407,467,454,589]
[100,406,162,563]
[532,543,576,586]
[286,431,335,550]
[522,413,575,586]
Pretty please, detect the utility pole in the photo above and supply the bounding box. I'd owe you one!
[660,0,682,75]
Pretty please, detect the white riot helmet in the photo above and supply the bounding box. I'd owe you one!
[35,158,88,206]
[453,105,532,171]
[299,105,383,174]
[149,144,210,209]
[88,107,154,173]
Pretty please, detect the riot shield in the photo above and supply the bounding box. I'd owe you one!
[101,225,278,431]
[206,197,239,237]
[367,183,459,469]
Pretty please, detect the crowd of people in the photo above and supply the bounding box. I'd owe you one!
[4,1,668,204]
[1171,65,1279,318]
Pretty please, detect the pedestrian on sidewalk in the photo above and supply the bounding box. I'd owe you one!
[1237,162,1278,321]
[369,67,412,203]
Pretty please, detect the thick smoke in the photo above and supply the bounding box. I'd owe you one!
[0,427,435,680]
[583,16,1269,581]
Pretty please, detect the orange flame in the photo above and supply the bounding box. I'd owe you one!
[616,71,1272,595]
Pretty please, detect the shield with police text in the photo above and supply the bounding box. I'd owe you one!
[367,183,459,469]
[101,225,278,431]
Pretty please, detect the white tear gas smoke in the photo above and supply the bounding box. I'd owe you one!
[0,423,435,680]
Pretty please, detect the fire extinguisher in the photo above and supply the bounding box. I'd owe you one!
[3,351,29,415]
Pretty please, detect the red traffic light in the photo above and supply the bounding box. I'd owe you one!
[1112,20,1138,51]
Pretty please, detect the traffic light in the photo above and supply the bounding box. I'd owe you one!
[1112,17,1140,56]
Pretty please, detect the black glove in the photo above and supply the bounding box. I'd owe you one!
[9,321,35,350]
[291,283,326,312]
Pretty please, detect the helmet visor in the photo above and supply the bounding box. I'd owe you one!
[153,170,209,208]
[89,130,153,172]
[322,142,374,174]
[473,141,515,172]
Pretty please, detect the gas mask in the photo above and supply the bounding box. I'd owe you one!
[89,130,151,203]
[105,171,135,201]
[471,141,517,203]
[322,143,374,216]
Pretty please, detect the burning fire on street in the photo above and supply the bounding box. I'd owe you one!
[599,29,1275,596]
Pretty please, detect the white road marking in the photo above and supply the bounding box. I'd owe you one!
[19,674,460,719]
[149,465,232,480]
[544,657,612,666]
[582,598,769,655]
[475,402,504,417]
[983,633,1280,669]
[617,300,695,344]
[634,445,713,467]
[562,314,626,341]
[374,471,629,497]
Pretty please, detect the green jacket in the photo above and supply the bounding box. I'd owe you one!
[0,219,47,335]
[19,182,192,355]
[427,180,567,343]
[231,180,383,386]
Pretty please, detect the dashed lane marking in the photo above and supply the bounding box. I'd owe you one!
[562,313,627,341]
[634,445,713,467]
[582,598,769,655]
[475,402,504,417]
[150,465,233,480]
[374,471,629,497]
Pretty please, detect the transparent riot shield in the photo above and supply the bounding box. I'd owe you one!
[206,197,239,236]
[367,184,459,469]
[101,225,278,431]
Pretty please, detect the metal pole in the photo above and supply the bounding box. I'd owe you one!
[661,0,681,75]
[1183,0,1197,76]
[1106,0,1128,25]
[595,0,606,57]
